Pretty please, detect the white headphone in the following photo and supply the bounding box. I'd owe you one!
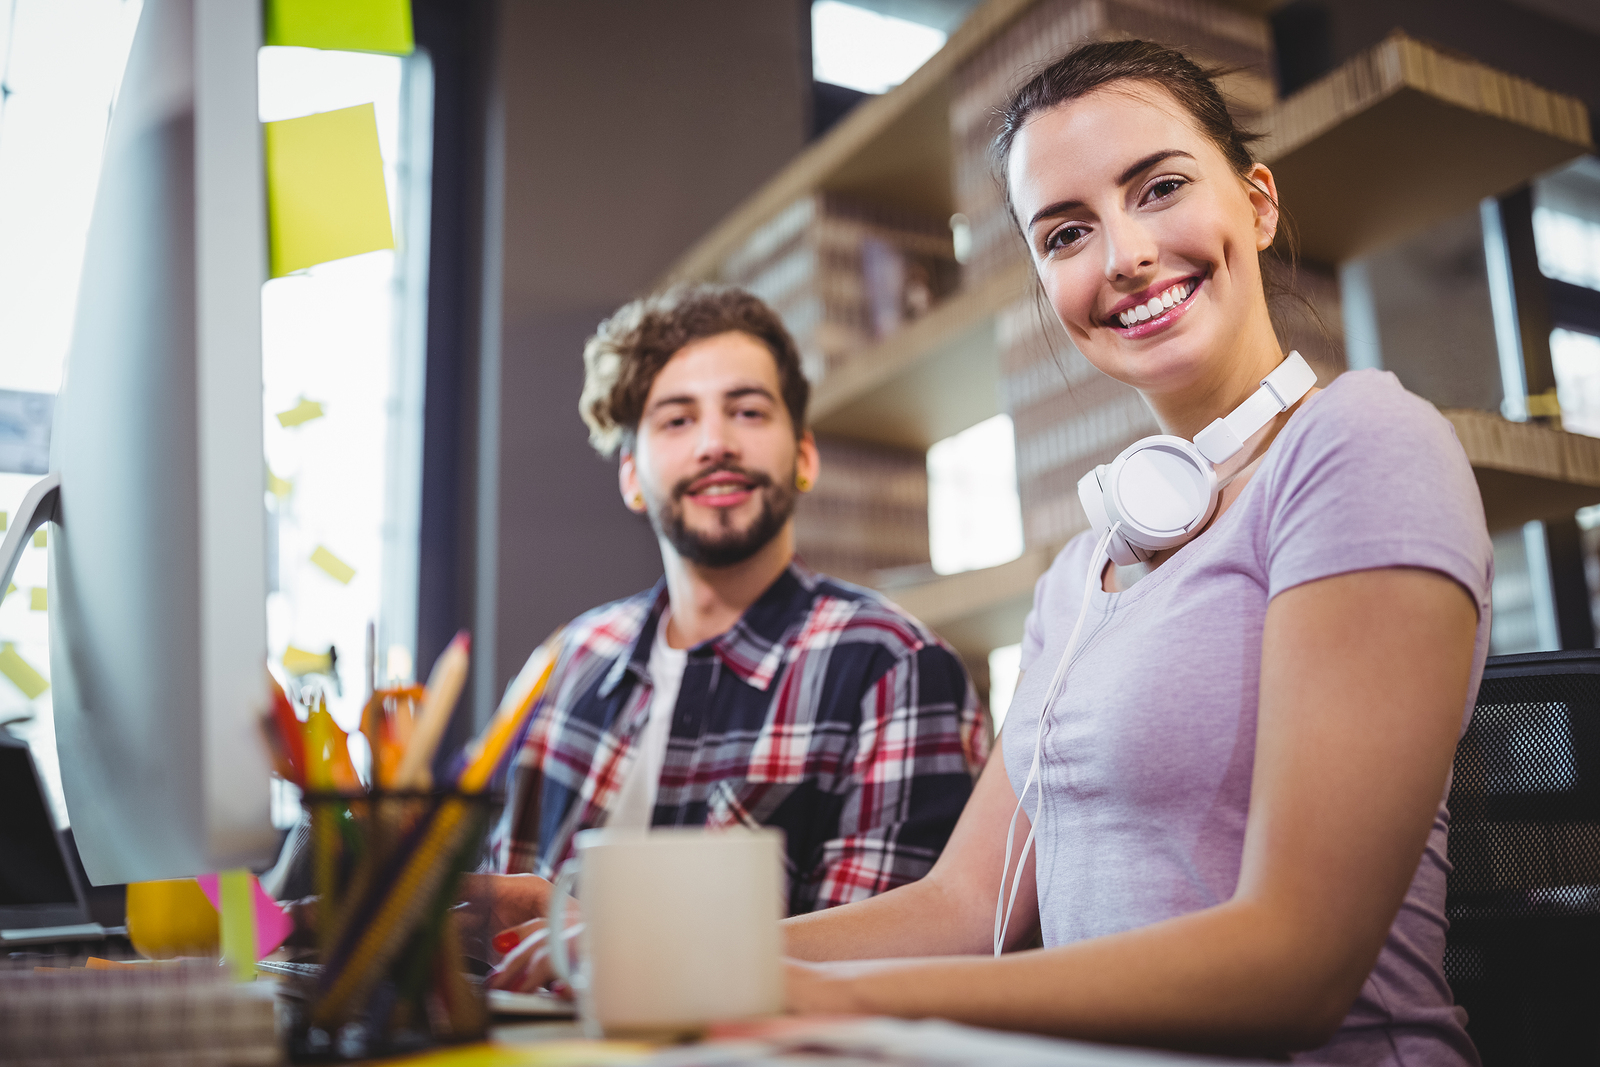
[994,352,1316,955]
[1077,352,1317,567]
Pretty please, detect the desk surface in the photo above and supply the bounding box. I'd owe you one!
[465,1016,1266,1067]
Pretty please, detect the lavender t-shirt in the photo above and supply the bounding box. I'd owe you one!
[1004,371,1492,1066]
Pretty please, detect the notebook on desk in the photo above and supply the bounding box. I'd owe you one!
[0,731,108,946]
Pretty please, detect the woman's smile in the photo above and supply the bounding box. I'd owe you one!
[1104,272,1206,339]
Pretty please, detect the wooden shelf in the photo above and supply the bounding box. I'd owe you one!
[657,0,1034,287]
[1257,32,1592,265]
[810,259,1032,449]
[1444,409,1600,529]
[880,545,1056,656]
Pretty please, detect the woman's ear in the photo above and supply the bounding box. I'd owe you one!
[1245,163,1280,252]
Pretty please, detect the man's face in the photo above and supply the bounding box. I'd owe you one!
[621,331,818,569]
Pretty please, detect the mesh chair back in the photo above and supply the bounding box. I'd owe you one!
[1446,649,1600,1066]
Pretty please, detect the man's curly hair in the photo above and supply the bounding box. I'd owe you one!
[580,284,810,458]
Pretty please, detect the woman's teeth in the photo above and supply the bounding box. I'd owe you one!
[1117,279,1195,327]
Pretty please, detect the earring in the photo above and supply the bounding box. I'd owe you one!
[795,473,813,493]
[629,492,645,510]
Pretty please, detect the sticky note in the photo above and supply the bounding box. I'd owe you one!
[0,642,48,700]
[196,871,294,963]
[276,398,325,427]
[32,529,45,548]
[283,644,333,675]
[265,104,394,277]
[264,0,414,56]
[311,545,356,584]
[266,468,294,498]
[29,587,45,611]
[0,511,7,531]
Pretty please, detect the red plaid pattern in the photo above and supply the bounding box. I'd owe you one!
[487,561,990,913]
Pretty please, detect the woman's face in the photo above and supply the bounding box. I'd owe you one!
[1007,83,1279,399]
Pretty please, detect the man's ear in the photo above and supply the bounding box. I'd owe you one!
[618,450,647,514]
[796,431,820,492]
[1245,162,1280,252]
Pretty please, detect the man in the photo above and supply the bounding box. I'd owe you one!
[472,285,987,957]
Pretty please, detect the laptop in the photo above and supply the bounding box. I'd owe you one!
[0,731,108,946]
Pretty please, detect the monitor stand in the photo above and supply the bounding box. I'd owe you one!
[0,472,59,600]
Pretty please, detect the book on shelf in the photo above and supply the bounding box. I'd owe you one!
[720,192,961,384]
[795,435,932,586]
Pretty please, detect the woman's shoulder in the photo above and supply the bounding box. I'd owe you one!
[1268,368,1472,486]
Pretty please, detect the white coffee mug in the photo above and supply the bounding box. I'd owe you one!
[549,826,785,1038]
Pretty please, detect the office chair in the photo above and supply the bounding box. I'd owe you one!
[1445,649,1600,1066]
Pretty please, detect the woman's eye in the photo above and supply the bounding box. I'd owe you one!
[1146,177,1186,202]
[1045,225,1085,252]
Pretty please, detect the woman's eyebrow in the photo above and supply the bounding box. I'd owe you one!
[1026,149,1197,231]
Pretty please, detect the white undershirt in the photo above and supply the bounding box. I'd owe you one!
[608,610,688,831]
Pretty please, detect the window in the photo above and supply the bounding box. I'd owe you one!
[0,0,142,827]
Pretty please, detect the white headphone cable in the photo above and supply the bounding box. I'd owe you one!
[993,521,1120,956]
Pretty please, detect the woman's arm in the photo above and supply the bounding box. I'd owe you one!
[788,566,1477,1056]
[784,739,1039,960]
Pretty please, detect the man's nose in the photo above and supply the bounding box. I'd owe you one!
[694,411,737,464]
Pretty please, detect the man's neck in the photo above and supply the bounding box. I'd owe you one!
[659,526,796,649]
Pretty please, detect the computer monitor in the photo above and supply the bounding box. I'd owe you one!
[0,0,277,884]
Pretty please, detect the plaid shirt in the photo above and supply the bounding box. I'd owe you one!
[487,560,989,914]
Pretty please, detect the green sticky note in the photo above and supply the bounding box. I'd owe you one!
[32,529,45,548]
[0,510,7,532]
[265,104,394,278]
[0,643,48,700]
[311,545,356,585]
[265,0,414,56]
[29,588,46,612]
[218,868,257,982]
[275,397,325,428]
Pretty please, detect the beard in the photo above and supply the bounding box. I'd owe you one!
[647,460,798,569]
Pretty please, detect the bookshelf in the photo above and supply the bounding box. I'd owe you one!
[1257,33,1593,265]
[1445,410,1600,529]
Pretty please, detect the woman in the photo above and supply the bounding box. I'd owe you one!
[778,40,1489,1064]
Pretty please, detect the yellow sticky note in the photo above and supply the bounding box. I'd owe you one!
[264,0,414,56]
[276,398,325,427]
[32,529,46,548]
[265,104,394,277]
[266,469,294,498]
[282,644,334,676]
[0,643,48,700]
[29,587,46,612]
[310,545,356,584]
[218,869,257,983]
[1,510,7,531]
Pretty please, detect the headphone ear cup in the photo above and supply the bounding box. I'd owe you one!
[1076,466,1145,567]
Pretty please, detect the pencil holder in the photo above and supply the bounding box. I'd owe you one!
[283,791,494,1062]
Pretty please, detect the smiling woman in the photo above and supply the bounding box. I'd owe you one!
[778,40,1492,1067]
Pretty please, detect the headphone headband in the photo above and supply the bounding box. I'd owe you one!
[1077,352,1315,566]
[1193,353,1318,465]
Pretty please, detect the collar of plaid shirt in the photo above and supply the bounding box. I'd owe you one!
[490,559,988,914]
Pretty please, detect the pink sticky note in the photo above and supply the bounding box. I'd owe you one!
[195,872,295,959]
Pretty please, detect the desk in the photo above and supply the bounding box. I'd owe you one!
[451,1016,1269,1067]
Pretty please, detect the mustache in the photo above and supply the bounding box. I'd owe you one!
[669,462,775,501]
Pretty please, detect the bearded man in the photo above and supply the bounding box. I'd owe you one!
[474,285,987,954]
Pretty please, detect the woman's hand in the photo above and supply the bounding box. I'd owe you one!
[485,915,584,993]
